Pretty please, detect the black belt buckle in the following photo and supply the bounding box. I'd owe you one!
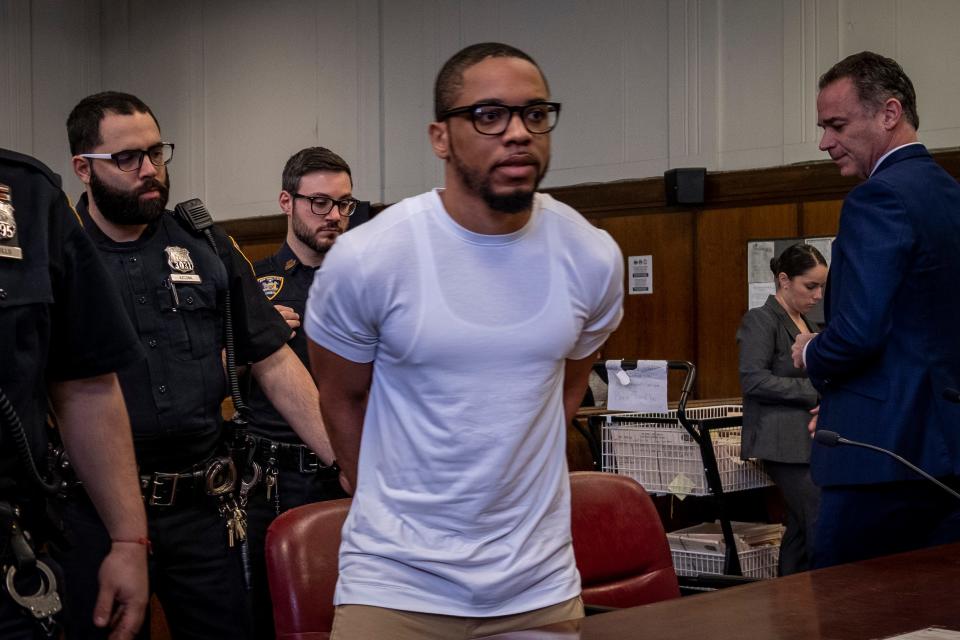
[298,447,319,473]
[147,472,179,507]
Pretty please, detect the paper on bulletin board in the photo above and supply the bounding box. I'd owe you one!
[606,360,668,412]
[748,282,776,309]
[628,255,653,295]
[805,237,834,267]
[747,241,775,283]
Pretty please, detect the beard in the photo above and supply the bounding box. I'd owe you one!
[90,168,169,226]
[292,213,340,255]
[449,140,547,214]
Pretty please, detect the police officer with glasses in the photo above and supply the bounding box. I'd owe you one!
[55,91,335,639]
[244,146,354,640]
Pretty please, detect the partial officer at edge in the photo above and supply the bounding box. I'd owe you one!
[0,147,148,639]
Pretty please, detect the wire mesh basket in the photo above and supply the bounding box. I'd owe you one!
[601,405,773,496]
[671,544,779,579]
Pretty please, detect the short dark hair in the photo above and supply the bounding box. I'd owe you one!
[818,51,919,129]
[433,42,548,121]
[770,243,828,284]
[281,147,352,194]
[67,91,160,155]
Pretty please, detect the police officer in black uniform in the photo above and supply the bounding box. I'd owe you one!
[0,148,148,639]
[55,92,336,639]
[245,147,354,639]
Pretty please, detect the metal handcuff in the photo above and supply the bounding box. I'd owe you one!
[203,455,261,501]
[203,456,238,496]
[4,560,61,634]
[1,505,61,636]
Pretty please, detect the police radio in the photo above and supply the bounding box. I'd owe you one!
[172,199,254,456]
[173,198,214,233]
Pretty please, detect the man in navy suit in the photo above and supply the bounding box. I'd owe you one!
[792,52,960,567]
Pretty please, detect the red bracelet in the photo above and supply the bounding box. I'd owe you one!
[112,537,152,554]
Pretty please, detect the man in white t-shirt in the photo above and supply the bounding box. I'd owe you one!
[305,42,624,640]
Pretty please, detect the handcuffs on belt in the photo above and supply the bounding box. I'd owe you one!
[0,501,61,636]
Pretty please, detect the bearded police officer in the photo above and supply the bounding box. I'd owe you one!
[0,148,148,639]
[244,147,353,639]
[54,92,336,639]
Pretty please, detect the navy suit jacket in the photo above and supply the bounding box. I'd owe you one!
[807,144,960,486]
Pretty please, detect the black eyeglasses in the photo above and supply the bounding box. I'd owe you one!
[439,102,561,135]
[79,143,175,172]
[292,193,359,217]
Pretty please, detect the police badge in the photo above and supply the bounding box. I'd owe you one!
[165,246,201,283]
[0,183,23,260]
[258,275,284,301]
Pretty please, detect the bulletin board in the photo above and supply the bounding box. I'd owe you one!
[746,236,834,327]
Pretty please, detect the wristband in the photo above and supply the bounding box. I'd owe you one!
[112,537,152,554]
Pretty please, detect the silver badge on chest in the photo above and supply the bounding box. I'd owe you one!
[0,184,23,260]
[164,246,201,283]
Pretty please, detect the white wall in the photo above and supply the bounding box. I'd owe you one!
[3,0,960,220]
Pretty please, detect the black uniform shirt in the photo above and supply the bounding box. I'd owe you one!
[0,149,143,488]
[75,194,291,471]
[247,242,316,444]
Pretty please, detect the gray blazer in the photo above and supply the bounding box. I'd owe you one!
[736,295,819,463]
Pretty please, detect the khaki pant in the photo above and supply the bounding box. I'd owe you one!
[330,595,584,640]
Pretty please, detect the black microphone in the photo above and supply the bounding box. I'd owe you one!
[814,430,960,502]
[943,388,960,404]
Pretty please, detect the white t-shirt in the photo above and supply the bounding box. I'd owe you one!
[305,190,624,617]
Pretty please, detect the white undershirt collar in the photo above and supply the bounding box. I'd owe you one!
[870,142,923,177]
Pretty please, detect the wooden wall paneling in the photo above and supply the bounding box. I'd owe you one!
[219,150,960,403]
[596,211,695,401]
[221,214,286,264]
[800,199,842,237]
[239,241,284,265]
[694,203,799,399]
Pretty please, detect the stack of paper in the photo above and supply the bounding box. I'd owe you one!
[667,521,785,554]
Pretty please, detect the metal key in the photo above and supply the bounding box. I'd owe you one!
[232,506,247,543]
[219,497,237,548]
[265,442,279,502]
[226,514,236,548]
[264,467,277,502]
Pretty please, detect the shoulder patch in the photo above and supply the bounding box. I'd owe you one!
[258,275,284,301]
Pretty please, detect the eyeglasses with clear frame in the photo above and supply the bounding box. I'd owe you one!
[79,143,175,172]
[438,102,561,135]
[292,193,359,217]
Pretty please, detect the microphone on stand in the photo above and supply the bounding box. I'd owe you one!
[814,430,960,502]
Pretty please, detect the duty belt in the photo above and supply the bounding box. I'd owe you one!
[139,456,237,507]
[251,435,334,475]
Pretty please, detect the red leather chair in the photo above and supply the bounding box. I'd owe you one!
[265,498,352,640]
[570,471,681,608]
[266,475,676,636]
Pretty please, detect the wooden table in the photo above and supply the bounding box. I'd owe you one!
[485,543,960,639]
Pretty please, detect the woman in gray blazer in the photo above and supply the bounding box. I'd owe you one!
[737,243,827,574]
